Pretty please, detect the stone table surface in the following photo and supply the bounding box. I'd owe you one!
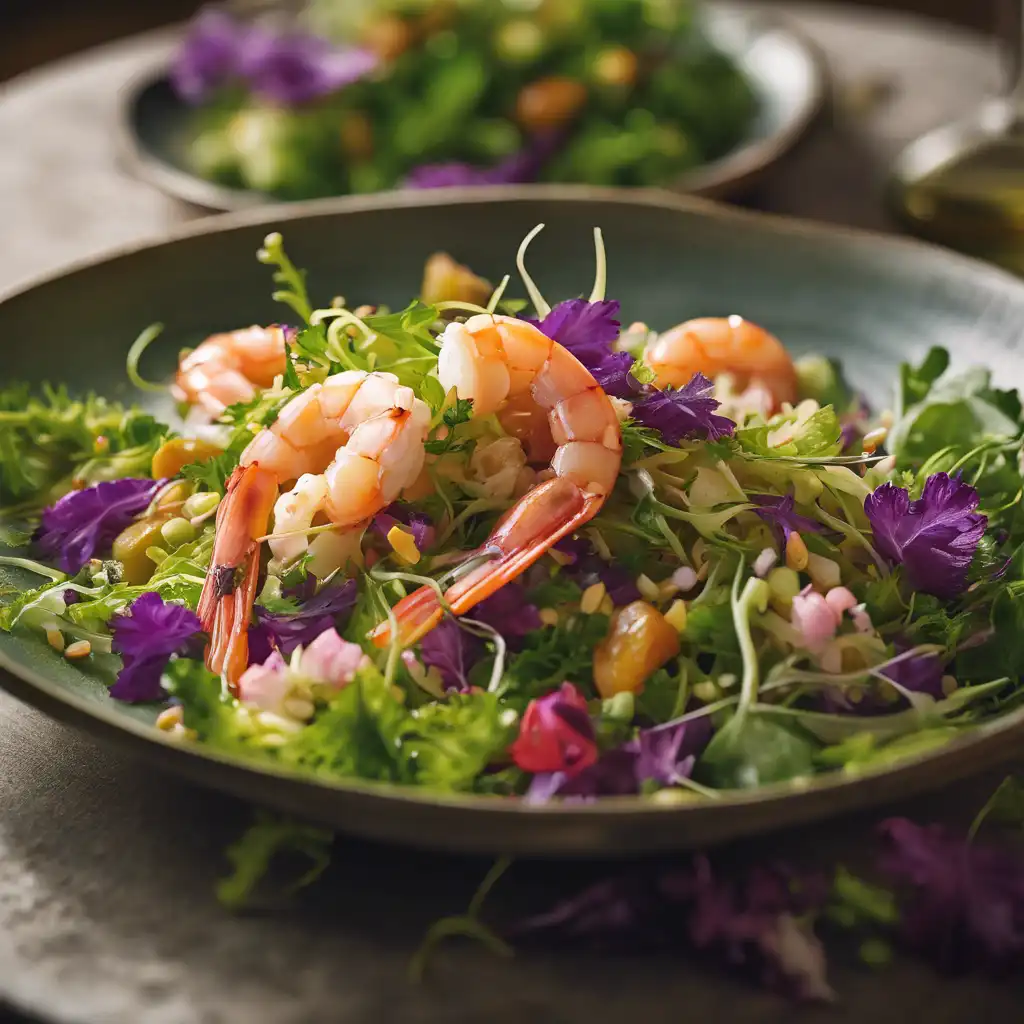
[0,4,1022,1024]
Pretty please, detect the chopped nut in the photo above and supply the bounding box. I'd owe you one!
[636,574,660,602]
[539,607,559,627]
[387,525,421,565]
[807,553,841,590]
[46,628,65,653]
[692,680,719,703]
[64,640,92,660]
[664,599,688,633]
[862,427,888,454]
[156,706,184,731]
[282,697,316,721]
[785,531,809,571]
[580,582,607,615]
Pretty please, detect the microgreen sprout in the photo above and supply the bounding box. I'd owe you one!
[516,223,551,319]
[125,323,169,393]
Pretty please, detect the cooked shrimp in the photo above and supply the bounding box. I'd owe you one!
[370,313,622,648]
[644,315,797,410]
[197,370,431,682]
[172,325,289,418]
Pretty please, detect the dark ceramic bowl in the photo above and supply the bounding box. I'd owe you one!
[119,2,826,212]
[2,186,1022,856]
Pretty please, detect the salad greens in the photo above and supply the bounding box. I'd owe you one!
[171,0,757,199]
[2,224,1023,810]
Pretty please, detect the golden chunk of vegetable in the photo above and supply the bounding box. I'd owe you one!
[420,252,493,307]
[151,438,222,480]
[593,600,681,699]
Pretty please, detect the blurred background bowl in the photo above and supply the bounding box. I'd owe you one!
[117,1,826,211]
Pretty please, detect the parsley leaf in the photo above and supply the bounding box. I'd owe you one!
[363,302,440,352]
[502,612,609,702]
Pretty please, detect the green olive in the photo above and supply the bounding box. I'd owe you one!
[154,479,194,513]
[112,517,171,585]
[160,517,197,550]
[183,491,221,520]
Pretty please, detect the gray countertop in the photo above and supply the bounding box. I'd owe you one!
[0,5,1021,1023]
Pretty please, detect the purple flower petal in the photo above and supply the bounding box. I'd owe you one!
[864,473,987,599]
[632,373,736,445]
[239,27,377,106]
[406,132,561,190]
[525,747,640,803]
[252,579,357,657]
[471,582,542,647]
[171,8,247,104]
[556,536,641,606]
[878,817,1024,972]
[109,593,202,703]
[632,716,714,787]
[36,478,166,574]
[879,646,945,700]
[526,716,712,802]
[531,299,622,362]
[751,493,825,548]
[419,618,484,692]
[589,350,636,399]
[513,857,833,1001]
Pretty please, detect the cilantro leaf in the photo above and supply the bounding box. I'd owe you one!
[899,346,949,410]
[424,397,474,456]
[282,346,302,390]
[890,356,1023,468]
[294,325,328,360]
[363,302,440,352]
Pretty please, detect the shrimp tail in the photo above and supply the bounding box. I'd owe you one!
[372,586,445,648]
[370,478,601,648]
[198,463,277,684]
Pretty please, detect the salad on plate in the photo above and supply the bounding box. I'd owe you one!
[1,227,1022,804]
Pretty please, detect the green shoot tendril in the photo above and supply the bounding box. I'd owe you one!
[126,323,167,393]
[516,223,551,319]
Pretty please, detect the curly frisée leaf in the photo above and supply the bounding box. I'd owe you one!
[0,383,167,505]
